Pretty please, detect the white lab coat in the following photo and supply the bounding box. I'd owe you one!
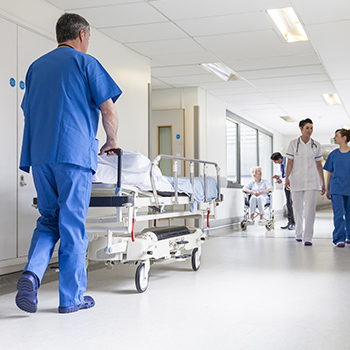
[286,137,323,242]
[286,137,323,191]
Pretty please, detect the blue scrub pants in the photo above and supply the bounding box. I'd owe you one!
[331,194,350,245]
[24,163,92,307]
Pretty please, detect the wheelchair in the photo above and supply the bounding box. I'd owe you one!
[240,192,274,231]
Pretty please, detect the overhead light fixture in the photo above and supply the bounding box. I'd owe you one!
[279,116,296,123]
[201,62,240,81]
[322,93,342,105]
[267,7,308,43]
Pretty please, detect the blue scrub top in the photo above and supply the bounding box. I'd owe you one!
[323,149,350,196]
[20,47,122,174]
[280,156,286,178]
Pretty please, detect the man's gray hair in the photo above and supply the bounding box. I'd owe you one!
[56,13,90,43]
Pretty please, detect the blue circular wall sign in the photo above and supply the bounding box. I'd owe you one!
[10,78,16,87]
[176,134,181,140]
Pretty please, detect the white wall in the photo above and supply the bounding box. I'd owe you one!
[0,0,151,272]
[0,0,150,152]
[152,88,286,227]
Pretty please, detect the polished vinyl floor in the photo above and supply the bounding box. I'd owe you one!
[1,207,350,350]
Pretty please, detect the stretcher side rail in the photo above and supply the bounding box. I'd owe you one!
[150,154,222,206]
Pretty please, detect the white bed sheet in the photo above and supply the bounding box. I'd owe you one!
[92,151,218,212]
[92,151,173,192]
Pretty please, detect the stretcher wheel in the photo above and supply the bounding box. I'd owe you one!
[265,222,272,231]
[135,263,149,293]
[240,220,247,231]
[191,248,201,271]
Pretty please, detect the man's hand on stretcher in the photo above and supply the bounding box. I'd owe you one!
[99,142,121,156]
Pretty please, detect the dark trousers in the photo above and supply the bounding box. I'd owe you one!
[285,187,295,225]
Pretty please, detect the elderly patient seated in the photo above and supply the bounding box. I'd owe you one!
[243,166,273,226]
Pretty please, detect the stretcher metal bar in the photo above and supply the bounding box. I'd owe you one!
[150,154,222,205]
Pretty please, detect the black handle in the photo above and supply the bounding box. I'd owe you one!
[105,148,123,156]
[105,148,123,189]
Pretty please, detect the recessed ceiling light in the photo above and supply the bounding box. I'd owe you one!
[201,63,240,81]
[322,93,342,105]
[267,7,308,43]
[279,116,296,123]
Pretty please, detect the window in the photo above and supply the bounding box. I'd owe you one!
[226,119,238,183]
[240,123,257,186]
[226,111,273,187]
[259,131,273,181]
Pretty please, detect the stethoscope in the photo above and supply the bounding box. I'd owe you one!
[295,136,317,154]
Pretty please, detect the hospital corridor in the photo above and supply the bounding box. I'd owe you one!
[1,0,350,349]
[1,209,350,350]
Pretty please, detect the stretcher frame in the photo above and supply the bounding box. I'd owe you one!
[86,152,223,292]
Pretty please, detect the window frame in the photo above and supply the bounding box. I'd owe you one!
[226,110,273,188]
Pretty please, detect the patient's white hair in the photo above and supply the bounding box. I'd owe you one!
[250,166,262,177]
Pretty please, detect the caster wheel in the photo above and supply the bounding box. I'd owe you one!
[135,263,149,293]
[191,248,201,271]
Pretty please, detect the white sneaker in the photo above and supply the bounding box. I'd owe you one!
[258,219,267,226]
[247,219,255,225]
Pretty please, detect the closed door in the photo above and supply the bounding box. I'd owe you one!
[0,18,17,260]
[150,109,185,176]
[17,27,54,257]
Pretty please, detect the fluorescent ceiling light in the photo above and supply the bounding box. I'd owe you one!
[201,63,239,81]
[322,93,342,105]
[267,7,308,43]
[279,116,296,123]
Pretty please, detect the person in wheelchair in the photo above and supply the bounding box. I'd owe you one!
[243,166,273,226]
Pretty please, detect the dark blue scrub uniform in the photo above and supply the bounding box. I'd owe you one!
[20,47,122,307]
[324,149,350,245]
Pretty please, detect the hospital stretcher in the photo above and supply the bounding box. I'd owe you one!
[86,150,223,292]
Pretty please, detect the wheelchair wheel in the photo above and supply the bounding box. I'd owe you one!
[240,220,247,231]
[265,222,272,231]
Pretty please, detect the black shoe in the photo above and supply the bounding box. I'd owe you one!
[288,224,295,230]
[280,224,290,229]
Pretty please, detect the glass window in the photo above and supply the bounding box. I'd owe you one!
[259,132,273,182]
[158,126,172,176]
[226,111,273,187]
[240,123,257,186]
[226,118,238,183]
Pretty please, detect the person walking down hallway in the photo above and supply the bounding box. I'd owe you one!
[324,129,350,248]
[285,119,325,246]
[15,13,122,314]
[271,152,295,230]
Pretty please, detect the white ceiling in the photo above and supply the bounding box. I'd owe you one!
[45,0,350,135]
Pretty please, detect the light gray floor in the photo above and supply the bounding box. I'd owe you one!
[1,207,349,350]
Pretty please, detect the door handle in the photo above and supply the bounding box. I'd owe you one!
[20,175,27,187]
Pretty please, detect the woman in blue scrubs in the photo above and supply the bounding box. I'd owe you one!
[324,129,350,247]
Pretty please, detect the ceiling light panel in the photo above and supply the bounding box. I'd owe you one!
[201,63,240,81]
[267,7,308,43]
[322,93,342,105]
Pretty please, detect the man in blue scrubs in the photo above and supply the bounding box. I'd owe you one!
[16,13,122,314]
